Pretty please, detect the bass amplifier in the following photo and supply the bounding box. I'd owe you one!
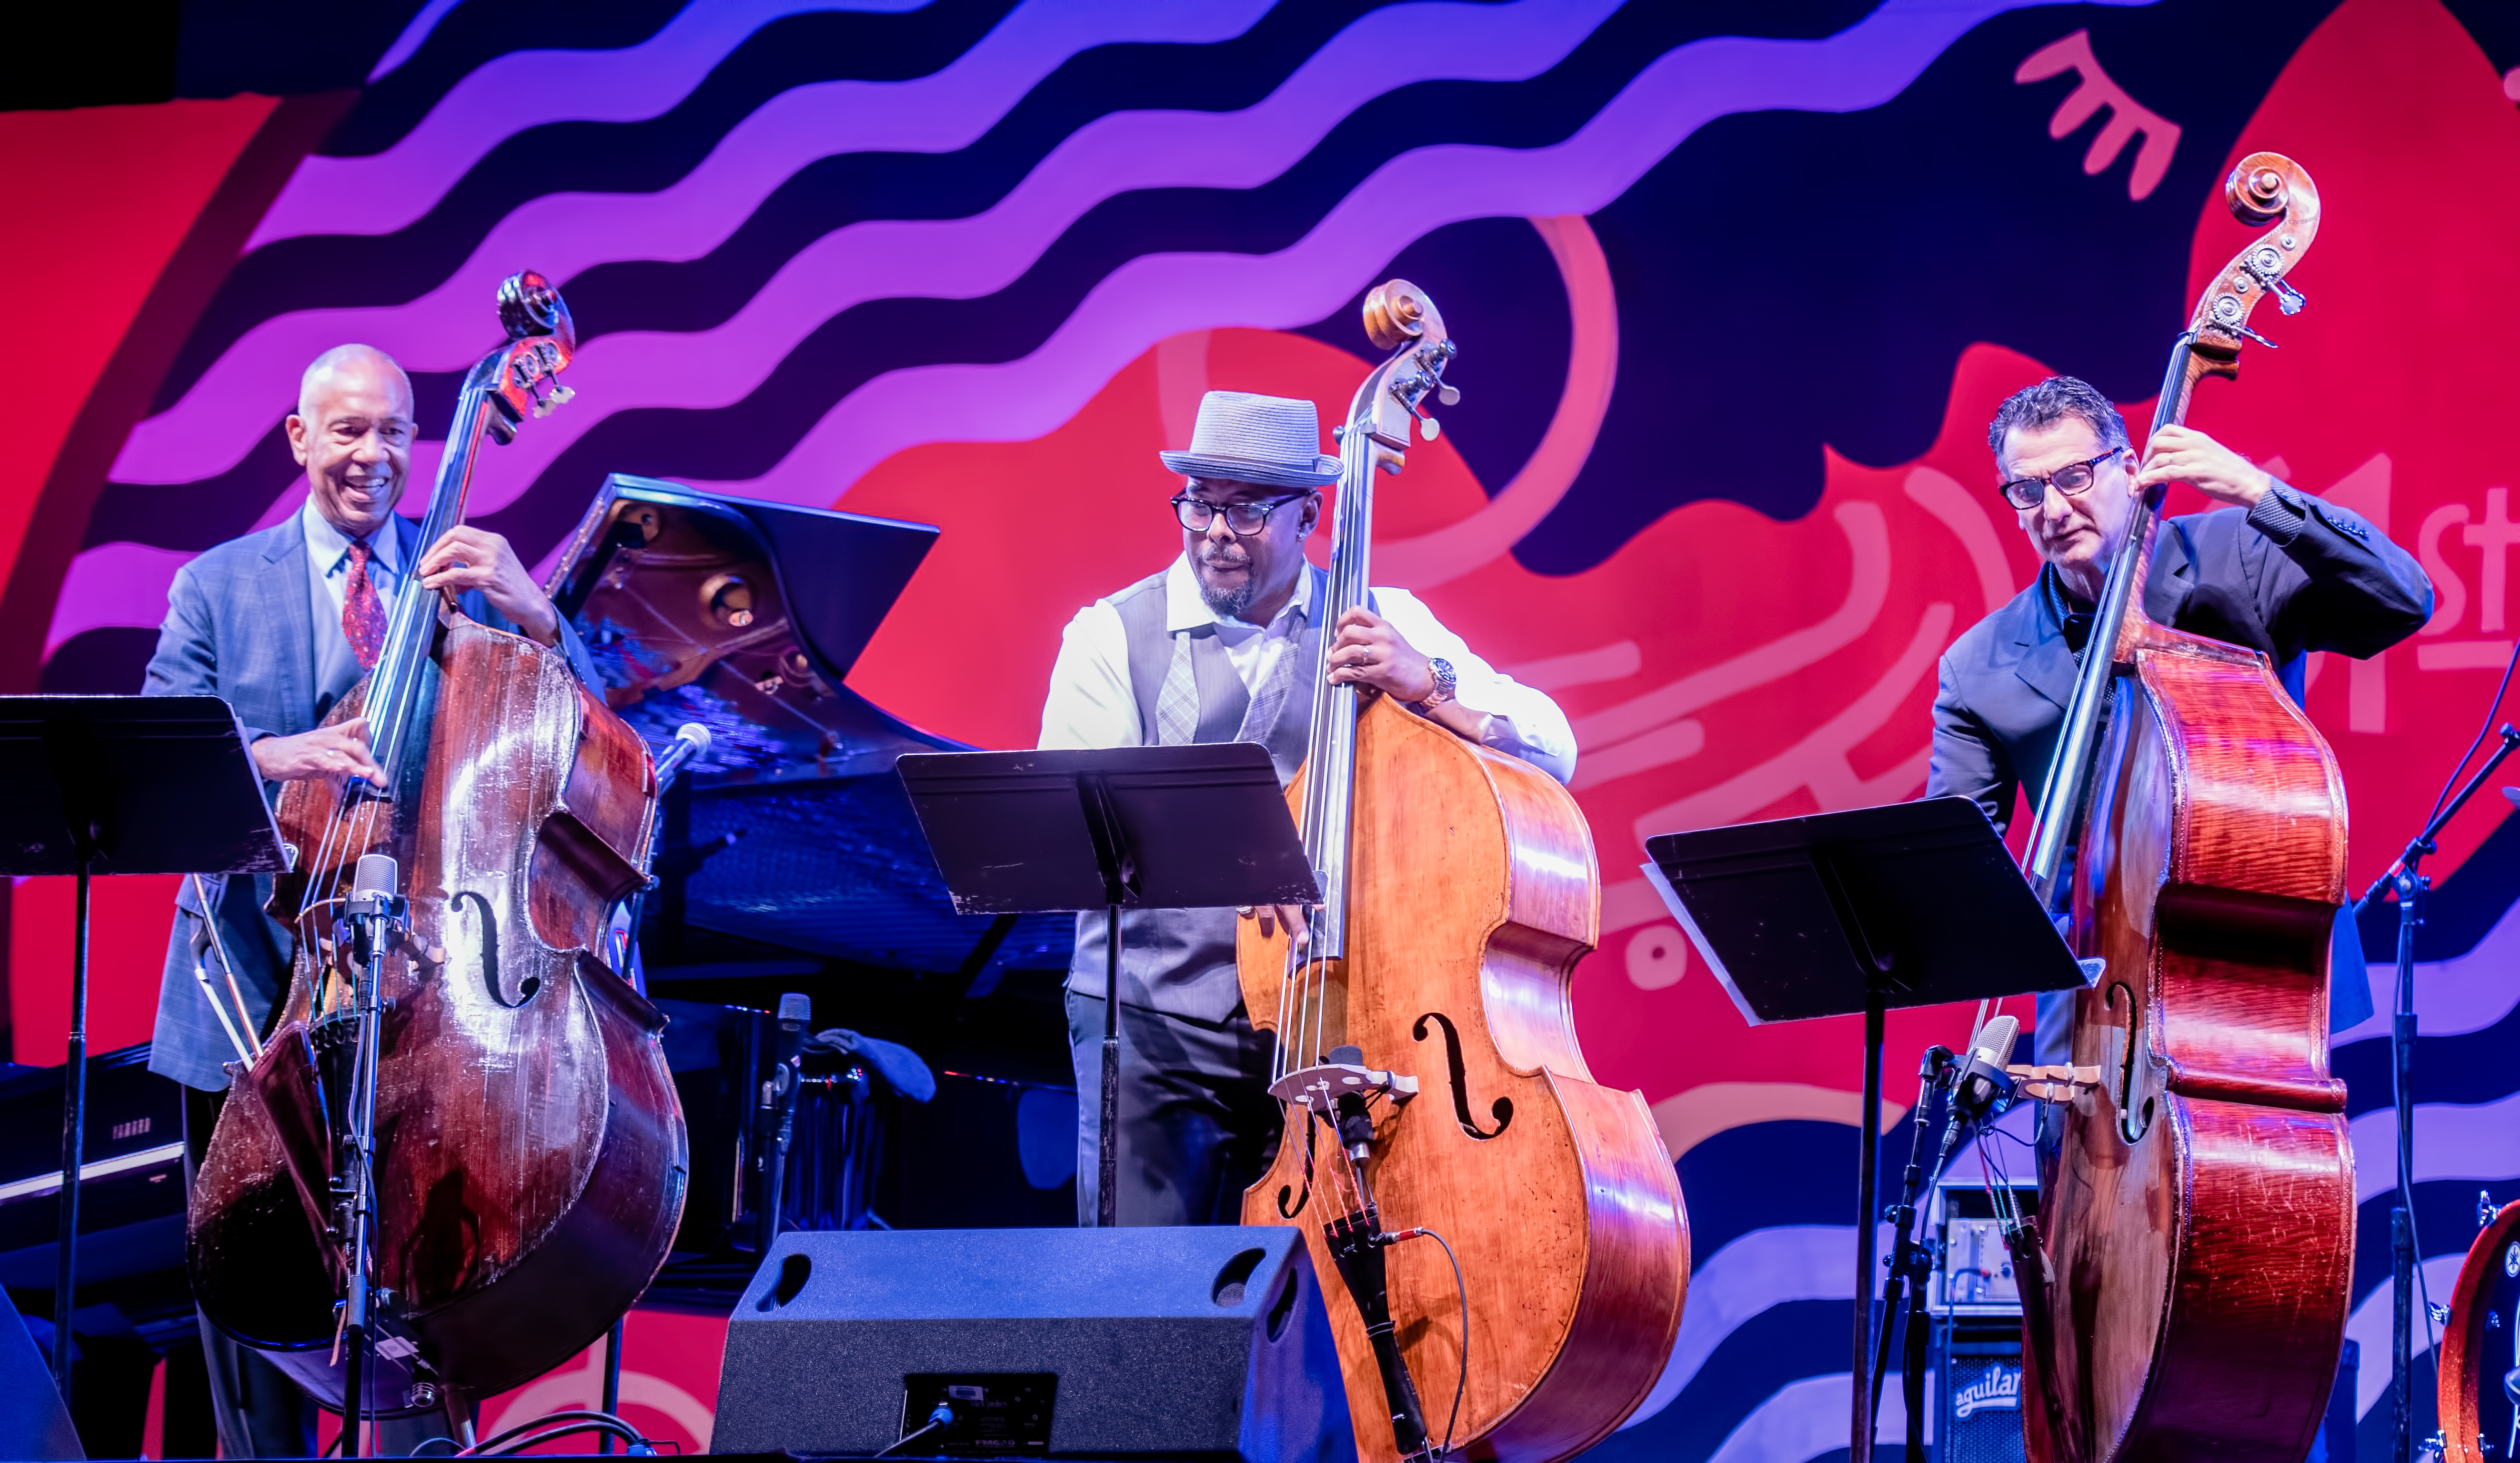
[713,1226,1353,1462]
[1937,1318,2027,1463]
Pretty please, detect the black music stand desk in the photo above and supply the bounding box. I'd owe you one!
[898,744,1318,1228]
[0,694,287,1400]
[1641,796,2087,1463]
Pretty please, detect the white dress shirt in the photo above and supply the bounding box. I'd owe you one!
[1039,554,1576,783]
[301,501,404,699]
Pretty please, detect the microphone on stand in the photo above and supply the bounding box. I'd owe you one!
[755,992,812,1253]
[1935,1013,2020,1169]
[653,722,713,793]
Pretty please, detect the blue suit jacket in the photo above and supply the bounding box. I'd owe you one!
[141,511,597,1091]
[1926,484,2430,833]
[1927,484,2430,1054]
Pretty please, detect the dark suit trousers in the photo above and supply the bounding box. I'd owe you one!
[1064,992,1279,1226]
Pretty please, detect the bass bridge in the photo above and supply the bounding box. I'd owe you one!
[1268,1048,1420,1118]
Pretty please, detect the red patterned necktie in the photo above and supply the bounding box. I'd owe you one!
[342,538,388,670]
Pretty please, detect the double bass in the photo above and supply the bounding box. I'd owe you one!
[2017,154,2354,1463]
[1237,281,1688,1463]
[186,273,686,1423]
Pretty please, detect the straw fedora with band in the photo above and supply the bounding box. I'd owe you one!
[1159,390,1342,490]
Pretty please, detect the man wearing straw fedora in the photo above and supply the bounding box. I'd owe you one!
[1040,389,1576,1226]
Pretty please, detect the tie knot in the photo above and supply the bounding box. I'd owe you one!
[346,538,372,566]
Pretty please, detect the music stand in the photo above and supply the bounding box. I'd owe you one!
[1642,797,2087,1463]
[897,744,1318,1227]
[0,695,287,1401]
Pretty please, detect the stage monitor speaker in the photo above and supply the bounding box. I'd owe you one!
[713,1226,1353,1463]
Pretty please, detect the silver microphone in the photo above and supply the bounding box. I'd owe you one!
[1954,1014,2020,1121]
[348,853,400,918]
[653,722,713,794]
[1935,1014,2020,1168]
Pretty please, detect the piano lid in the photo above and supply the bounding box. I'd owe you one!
[544,474,949,783]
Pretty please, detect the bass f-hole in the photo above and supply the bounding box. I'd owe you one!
[1413,1012,1512,1140]
[2100,982,2152,1144]
[452,890,539,1009]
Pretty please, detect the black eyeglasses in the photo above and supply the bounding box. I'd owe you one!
[1171,491,1310,536]
[1997,451,2126,510]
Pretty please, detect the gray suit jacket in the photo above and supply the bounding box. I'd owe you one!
[141,511,597,1091]
[1926,484,2431,834]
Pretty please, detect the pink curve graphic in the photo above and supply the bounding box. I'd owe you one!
[1374,212,1618,588]
[126,0,1625,487]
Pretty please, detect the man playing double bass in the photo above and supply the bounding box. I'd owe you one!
[1925,375,2431,1074]
[1037,389,1576,1226]
[140,343,588,1456]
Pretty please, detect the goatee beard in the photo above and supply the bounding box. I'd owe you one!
[1198,573,1257,622]
[1195,552,1259,621]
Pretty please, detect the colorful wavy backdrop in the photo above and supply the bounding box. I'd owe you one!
[8,0,2520,1456]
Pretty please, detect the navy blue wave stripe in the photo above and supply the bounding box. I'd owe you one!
[161,0,1871,417]
[460,0,2318,578]
[2352,1178,2512,1310]
[556,0,1873,342]
[1681,1099,1998,1262]
[1287,218,1570,503]
[1518,0,2340,573]
[40,630,158,696]
[2354,808,2520,966]
[449,7,1938,561]
[1584,1300,1853,1463]
[1679,1119,1873,1258]
[2446,0,2520,78]
[89,219,1570,555]
[90,369,471,554]
[2336,993,2520,1118]
[160,0,1028,413]
[327,0,759,158]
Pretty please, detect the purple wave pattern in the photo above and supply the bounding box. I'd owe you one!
[72,0,2150,643]
[249,0,944,252]
[690,0,2147,510]
[120,0,1587,488]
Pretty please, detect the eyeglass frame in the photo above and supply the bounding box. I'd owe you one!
[1169,489,1315,536]
[1996,448,2130,511]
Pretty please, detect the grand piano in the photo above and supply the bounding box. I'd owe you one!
[0,477,1083,1391]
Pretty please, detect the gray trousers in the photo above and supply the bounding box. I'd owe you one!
[1065,992,1279,1227]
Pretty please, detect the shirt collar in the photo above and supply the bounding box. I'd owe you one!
[303,500,402,577]
[1163,553,1314,635]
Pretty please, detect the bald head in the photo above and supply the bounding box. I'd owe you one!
[287,343,418,538]
[298,343,412,421]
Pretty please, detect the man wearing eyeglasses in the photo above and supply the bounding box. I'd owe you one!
[1038,389,1575,1226]
[1927,374,2430,1069]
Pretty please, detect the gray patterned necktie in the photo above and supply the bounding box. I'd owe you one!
[1154,632,1200,746]
[1235,604,1307,748]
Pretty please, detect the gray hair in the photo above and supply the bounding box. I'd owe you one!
[1987,376,2130,472]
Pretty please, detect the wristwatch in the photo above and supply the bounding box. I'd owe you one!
[1416,657,1457,709]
